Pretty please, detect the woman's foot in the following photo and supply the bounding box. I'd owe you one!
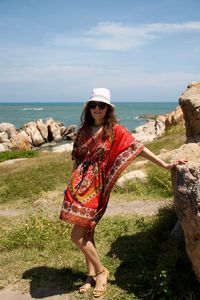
[79,275,96,294]
[93,267,109,298]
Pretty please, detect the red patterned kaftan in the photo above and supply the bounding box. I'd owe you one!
[60,123,144,229]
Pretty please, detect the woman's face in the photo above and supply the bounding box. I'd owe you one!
[88,101,108,124]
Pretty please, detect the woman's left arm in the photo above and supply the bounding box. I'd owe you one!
[140,146,186,170]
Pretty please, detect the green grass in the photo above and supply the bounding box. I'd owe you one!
[146,125,186,155]
[0,150,38,162]
[0,209,200,299]
[0,152,72,205]
[113,164,173,200]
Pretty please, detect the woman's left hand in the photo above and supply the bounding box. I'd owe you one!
[164,159,188,170]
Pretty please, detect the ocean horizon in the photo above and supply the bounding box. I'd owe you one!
[0,102,178,131]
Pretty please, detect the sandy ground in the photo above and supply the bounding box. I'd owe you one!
[0,287,75,300]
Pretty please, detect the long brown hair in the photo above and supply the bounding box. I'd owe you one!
[80,103,118,139]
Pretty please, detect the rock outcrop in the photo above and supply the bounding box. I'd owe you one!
[0,119,76,152]
[132,105,184,143]
[171,81,200,282]
[179,81,200,142]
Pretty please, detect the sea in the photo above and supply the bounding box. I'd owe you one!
[0,102,178,131]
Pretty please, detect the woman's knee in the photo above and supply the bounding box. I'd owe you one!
[70,225,85,245]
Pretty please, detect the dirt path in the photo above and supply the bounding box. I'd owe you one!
[0,286,74,300]
[0,193,168,218]
[0,199,167,218]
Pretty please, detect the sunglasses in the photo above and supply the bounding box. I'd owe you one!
[88,101,107,110]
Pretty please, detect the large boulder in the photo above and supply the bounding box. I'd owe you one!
[0,143,7,152]
[36,119,48,141]
[171,82,200,282]
[60,125,76,140]
[11,131,31,151]
[45,118,62,143]
[0,123,17,138]
[165,105,184,128]
[52,143,73,153]
[132,117,166,143]
[23,121,45,146]
[116,170,147,188]
[132,105,184,143]
[0,132,9,143]
[179,81,200,142]
[172,153,200,281]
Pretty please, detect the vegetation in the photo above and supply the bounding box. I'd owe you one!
[0,152,72,205]
[113,165,172,199]
[0,149,38,162]
[0,209,200,299]
[146,125,186,155]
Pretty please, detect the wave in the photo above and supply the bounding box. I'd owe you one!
[22,107,44,111]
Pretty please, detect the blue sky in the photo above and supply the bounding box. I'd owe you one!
[0,0,200,102]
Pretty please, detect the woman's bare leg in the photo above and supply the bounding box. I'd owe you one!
[86,229,96,270]
[71,224,109,295]
[71,225,103,274]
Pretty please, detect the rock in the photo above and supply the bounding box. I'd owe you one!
[116,170,147,188]
[179,81,200,142]
[172,163,200,281]
[45,118,62,142]
[39,141,57,148]
[165,105,184,128]
[132,117,165,143]
[133,105,184,143]
[52,143,73,153]
[10,131,31,151]
[61,125,76,140]
[134,160,148,168]
[0,132,9,143]
[65,132,76,140]
[23,121,45,146]
[0,143,7,152]
[0,119,76,150]
[139,114,156,120]
[172,143,200,164]
[0,122,17,138]
[36,119,48,141]
[171,82,200,282]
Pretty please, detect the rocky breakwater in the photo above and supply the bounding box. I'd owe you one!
[132,105,184,143]
[0,118,76,152]
[171,82,200,282]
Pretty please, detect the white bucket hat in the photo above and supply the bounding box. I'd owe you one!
[86,88,115,109]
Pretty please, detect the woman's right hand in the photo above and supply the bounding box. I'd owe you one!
[164,159,187,170]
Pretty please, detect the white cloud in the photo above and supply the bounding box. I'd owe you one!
[50,21,200,51]
[1,63,199,89]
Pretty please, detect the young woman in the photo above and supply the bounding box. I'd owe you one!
[60,88,185,298]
